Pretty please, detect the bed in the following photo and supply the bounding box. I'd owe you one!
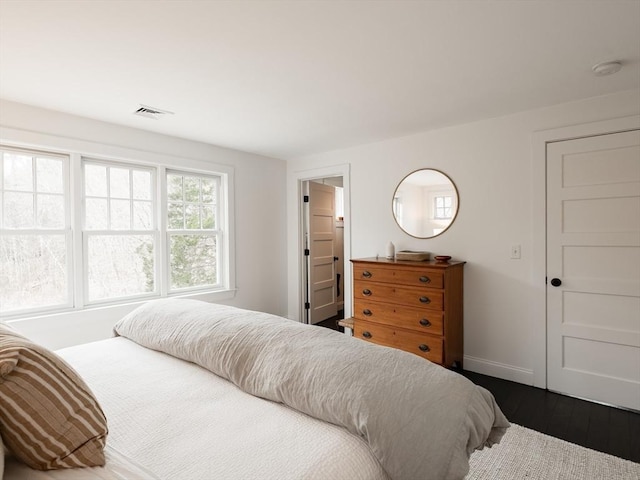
[1,299,509,480]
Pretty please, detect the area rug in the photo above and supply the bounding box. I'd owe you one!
[467,424,639,479]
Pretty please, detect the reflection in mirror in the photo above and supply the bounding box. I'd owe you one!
[392,169,459,238]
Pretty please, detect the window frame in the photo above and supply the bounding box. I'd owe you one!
[392,195,403,224]
[0,146,73,317]
[165,169,224,294]
[0,143,235,320]
[81,158,160,306]
[433,194,454,220]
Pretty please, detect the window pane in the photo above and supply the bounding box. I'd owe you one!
[85,198,108,230]
[132,170,151,200]
[37,194,65,229]
[185,204,200,229]
[133,201,152,230]
[168,202,184,229]
[201,178,215,204]
[183,177,200,202]
[170,234,217,289]
[202,205,215,229]
[36,157,63,193]
[167,174,182,201]
[4,192,34,228]
[110,199,131,230]
[3,153,33,191]
[85,164,107,197]
[0,234,68,312]
[110,167,130,199]
[87,234,154,301]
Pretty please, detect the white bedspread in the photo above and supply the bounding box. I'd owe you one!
[113,299,509,480]
[4,299,508,480]
[55,336,390,480]
[4,446,161,480]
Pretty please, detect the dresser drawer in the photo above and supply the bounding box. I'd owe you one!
[354,320,444,363]
[353,263,444,289]
[354,280,444,310]
[353,299,444,335]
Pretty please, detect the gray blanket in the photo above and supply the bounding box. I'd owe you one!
[113,299,509,480]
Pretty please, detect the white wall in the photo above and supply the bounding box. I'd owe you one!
[0,100,288,349]
[286,89,640,387]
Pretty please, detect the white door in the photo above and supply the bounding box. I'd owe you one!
[547,129,640,410]
[308,181,337,324]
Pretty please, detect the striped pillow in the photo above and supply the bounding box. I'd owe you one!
[0,324,108,470]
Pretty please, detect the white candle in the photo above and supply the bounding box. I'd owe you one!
[386,241,395,259]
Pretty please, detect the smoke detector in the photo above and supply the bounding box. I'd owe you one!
[133,104,175,120]
[592,61,622,76]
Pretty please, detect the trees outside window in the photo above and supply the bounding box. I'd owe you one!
[166,172,220,291]
[84,161,156,302]
[0,148,70,314]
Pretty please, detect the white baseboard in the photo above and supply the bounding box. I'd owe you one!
[463,355,534,386]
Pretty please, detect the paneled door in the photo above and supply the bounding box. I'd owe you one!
[547,129,640,410]
[308,181,337,324]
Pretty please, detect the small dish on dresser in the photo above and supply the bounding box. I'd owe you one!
[434,255,451,264]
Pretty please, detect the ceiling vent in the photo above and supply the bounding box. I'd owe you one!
[133,104,175,120]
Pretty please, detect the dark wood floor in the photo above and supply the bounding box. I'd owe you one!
[315,310,345,332]
[459,370,640,463]
[314,318,639,463]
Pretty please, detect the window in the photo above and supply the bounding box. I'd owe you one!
[166,171,220,291]
[392,195,403,223]
[83,161,156,302]
[434,195,453,219]
[0,145,231,319]
[0,148,71,314]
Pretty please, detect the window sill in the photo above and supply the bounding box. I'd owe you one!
[5,288,238,350]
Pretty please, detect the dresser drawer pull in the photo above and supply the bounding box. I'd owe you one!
[362,309,372,316]
[419,296,431,304]
[418,344,430,352]
[419,276,431,283]
[362,270,372,278]
[362,288,372,296]
[362,331,372,339]
[419,319,431,327]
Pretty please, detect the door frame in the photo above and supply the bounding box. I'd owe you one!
[531,114,640,389]
[305,180,338,324]
[287,164,351,324]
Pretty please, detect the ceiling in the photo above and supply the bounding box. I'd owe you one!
[0,1,638,160]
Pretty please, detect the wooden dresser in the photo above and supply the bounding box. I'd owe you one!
[351,257,465,367]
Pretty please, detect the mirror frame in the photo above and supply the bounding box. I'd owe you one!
[392,168,460,239]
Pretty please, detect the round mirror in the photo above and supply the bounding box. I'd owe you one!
[392,169,459,238]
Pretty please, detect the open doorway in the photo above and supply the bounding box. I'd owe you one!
[287,163,351,329]
[301,177,345,329]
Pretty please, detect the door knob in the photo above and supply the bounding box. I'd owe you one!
[550,278,562,287]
